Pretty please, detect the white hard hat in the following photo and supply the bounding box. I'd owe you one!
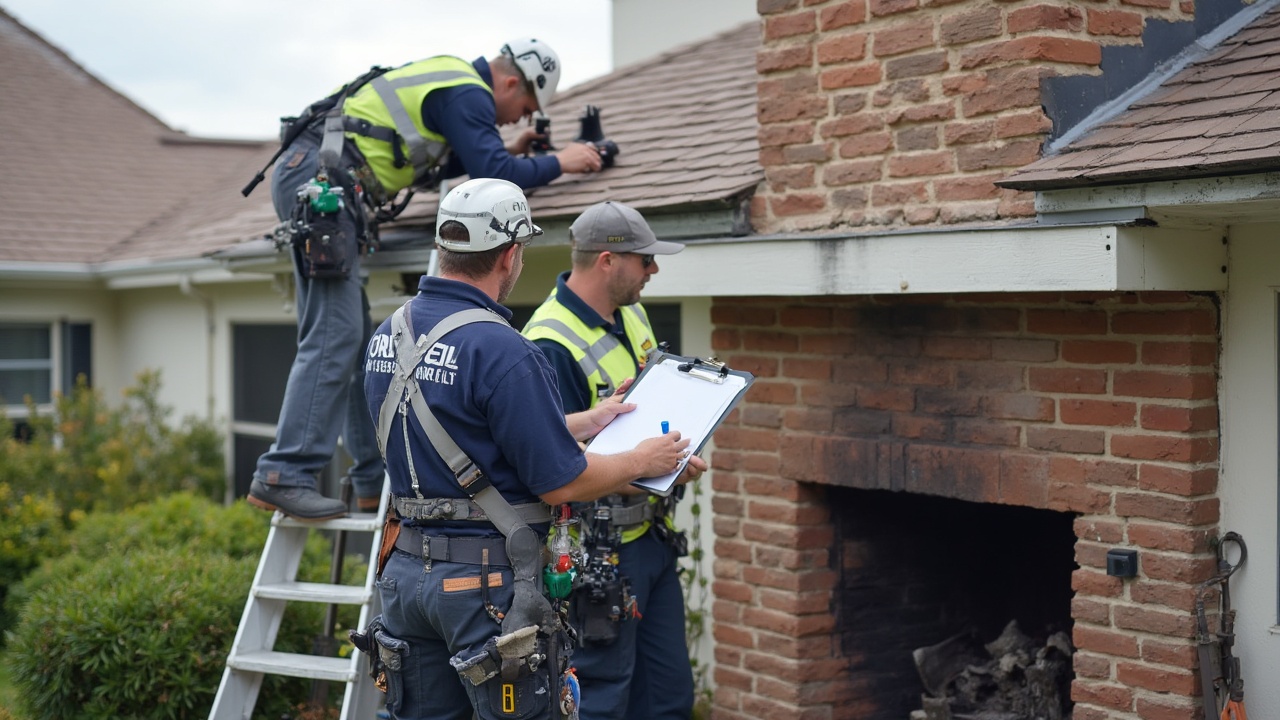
[501,38,561,111]
[435,178,542,253]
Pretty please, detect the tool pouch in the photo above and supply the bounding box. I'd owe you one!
[451,626,553,719]
[376,510,401,578]
[349,616,407,711]
[294,211,351,279]
[571,576,630,646]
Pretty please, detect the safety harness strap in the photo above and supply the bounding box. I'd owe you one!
[376,301,532,539]
[394,495,551,524]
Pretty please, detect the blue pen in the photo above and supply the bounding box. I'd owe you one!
[661,421,669,434]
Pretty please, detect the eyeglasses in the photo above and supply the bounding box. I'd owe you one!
[634,254,654,269]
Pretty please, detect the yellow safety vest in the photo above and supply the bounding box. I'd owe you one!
[523,288,663,543]
[341,55,489,194]
[523,289,656,409]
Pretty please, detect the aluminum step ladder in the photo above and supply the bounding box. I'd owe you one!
[209,479,389,720]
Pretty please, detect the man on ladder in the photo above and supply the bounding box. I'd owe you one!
[360,178,702,719]
[244,38,604,520]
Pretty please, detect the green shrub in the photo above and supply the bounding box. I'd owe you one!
[5,495,369,719]
[0,370,223,517]
[0,486,66,641]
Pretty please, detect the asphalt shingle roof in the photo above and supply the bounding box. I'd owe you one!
[1000,3,1280,191]
[0,9,276,266]
[1,11,761,268]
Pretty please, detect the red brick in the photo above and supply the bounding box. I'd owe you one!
[892,413,952,440]
[1071,597,1112,626]
[1008,4,1085,33]
[820,112,886,138]
[817,32,868,64]
[940,5,1002,46]
[1127,522,1212,554]
[957,419,1020,447]
[1139,638,1197,668]
[758,45,816,74]
[960,36,1103,70]
[820,1,868,30]
[998,453,1049,505]
[871,181,929,205]
[1135,696,1199,720]
[765,10,817,40]
[1029,426,1106,454]
[1140,552,1216,585]
[935,174,1003,201]
[1130,580,1198,612]
[995,110,1055,139]
[1074,652,1112,679]
[758,0,799,14]
[1073,568,1124,598]
[820,63,884,89]
[759,121,818,148]
[1075,517,1125,544]
[837,132,893,158]
[1140,404,1218,433]
[858,386,915,411]
[1027,309,1108,334]
[1028,367,1108,394]
[1089,9,1145,36]
[1112,371,1216,400]
[1115,661,1196,694]
[1142,341,1216,367]
[1071,678,1135,710]
[870,0,918,17]
[742,380,798,406]
[985,393,1054,421]
[1061,340,1138,364]
[1113,604,1197,638]
[1109,434,1218,463]
[1114,493,1218,525]
[767,165,817,191]
[770,192,828,216]
[1136,464,1217,497]
[954,139,1043,170]
[1112,309,1216,336]
[887,151,955,177]
[1052,456,1138,488]
[872,18,936,57]
[1060,399,1137,427]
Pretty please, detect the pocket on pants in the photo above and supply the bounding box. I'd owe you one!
[469,671,548,720]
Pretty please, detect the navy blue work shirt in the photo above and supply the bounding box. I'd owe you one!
[527,272,645,415]
[423,57,561,191]
[365,276,588,535]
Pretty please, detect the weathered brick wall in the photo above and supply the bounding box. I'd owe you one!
[753,0,1196,233]
[708,292,1220,720]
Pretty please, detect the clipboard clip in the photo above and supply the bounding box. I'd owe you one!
[677,356,729,384]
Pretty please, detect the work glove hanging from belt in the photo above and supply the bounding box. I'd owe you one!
[503,525,555,635]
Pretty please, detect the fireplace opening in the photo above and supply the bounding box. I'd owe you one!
[830,487,1077,720]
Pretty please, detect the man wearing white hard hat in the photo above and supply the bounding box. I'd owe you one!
[248,39,604,522]
[362,179,696,720]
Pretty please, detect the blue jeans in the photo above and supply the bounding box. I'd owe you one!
[376,547,560,720]
[573,529,694,720]
[253,131,384,498]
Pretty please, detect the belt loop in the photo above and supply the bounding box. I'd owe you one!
[422,534,432,572]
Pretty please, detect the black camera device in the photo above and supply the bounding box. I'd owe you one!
[529,105,620,169]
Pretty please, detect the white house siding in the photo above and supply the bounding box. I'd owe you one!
[1218,220,1280,717]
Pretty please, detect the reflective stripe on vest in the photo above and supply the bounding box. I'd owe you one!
[522,290,655,409]
[341,56,489,194]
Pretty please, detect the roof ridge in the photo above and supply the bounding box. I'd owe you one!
[0,6,177,135]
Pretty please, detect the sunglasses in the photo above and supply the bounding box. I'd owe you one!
[633,254,654,268]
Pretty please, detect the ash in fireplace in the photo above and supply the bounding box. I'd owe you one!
[910,620,1073,720]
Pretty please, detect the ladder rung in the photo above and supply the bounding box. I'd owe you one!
[228,650,354,682]
[274,512,382,533]
[255,581,372,604]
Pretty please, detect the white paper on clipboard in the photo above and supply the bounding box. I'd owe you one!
[585,357,749,495]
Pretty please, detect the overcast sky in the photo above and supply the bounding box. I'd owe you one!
[3,0,613,140]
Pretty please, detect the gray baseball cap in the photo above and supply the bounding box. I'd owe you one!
[569,201,685,255]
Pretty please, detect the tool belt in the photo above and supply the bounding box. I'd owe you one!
[394,525,510,566]
[592,494,655,531]
[394,495,551,524]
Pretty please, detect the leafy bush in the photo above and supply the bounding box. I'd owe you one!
[0,370,224,517]
[0,486,65,641]
[0,371,225,640]
[5,495,369,719]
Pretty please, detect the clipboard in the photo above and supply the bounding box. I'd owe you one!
[584,352,755,496]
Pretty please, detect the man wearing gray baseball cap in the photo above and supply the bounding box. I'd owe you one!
[523,200,698,720]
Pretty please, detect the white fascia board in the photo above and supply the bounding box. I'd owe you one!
[1036,172,1280,218]
[642,224,1226,298]
[0,262,97,282]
